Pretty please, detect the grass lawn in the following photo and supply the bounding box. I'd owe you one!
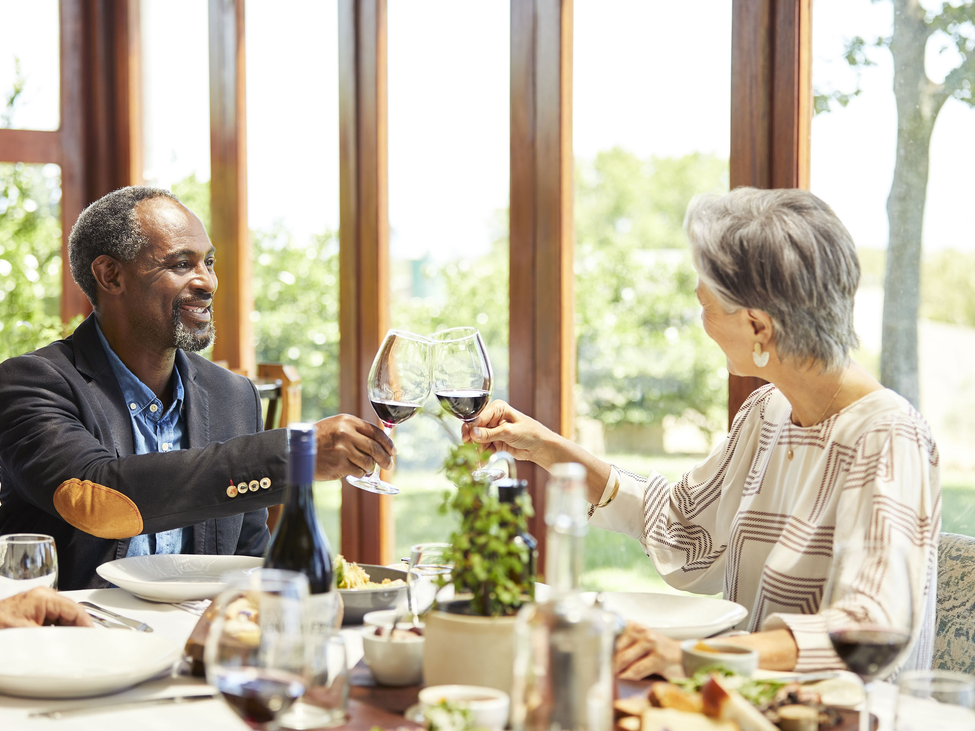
[313,454,975,590]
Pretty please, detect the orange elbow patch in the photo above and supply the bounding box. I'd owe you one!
[53,479,144,539]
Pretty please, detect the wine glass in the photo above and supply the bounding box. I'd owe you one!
[823,541,915,731]
[348,330,433,495]
[0,534,58,599]
[205,569,310,731]
[407,542,453,620]
[431,327,502,481]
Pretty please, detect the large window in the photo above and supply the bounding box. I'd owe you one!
[0,0,59,132]
[387,0,511,561]
[811,0,975,536]
[573,0,731,592]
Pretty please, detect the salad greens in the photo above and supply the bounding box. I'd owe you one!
[673,665,788,708]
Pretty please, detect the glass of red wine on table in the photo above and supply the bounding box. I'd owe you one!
[431,327,503,482]
[347,329,433,495]
[823,541,915,731]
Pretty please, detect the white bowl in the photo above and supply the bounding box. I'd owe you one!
[363,609,426,633]
[680,639,759,677]
[361,626,424,686]
[418,685,509,731]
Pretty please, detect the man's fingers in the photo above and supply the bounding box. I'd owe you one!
[614,638,655,674]
[354,420,396,457]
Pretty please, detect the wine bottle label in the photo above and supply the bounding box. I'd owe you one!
[307,591,341,634]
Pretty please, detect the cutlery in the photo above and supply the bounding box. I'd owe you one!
[87,613,137,631]
[29,692,217,719]
[80,601,153,632]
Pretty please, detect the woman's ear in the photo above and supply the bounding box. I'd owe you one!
[91,255,124,298]
[746,308,774,344]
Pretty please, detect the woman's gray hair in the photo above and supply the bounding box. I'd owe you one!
[68,186,180,306]
[684,187,860,372]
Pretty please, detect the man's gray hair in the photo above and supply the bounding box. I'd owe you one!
[684,187,860,372]
[68,186,180,306]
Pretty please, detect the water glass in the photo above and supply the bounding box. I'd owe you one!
[896,669,975,730]
[280,630,348,730]
[0,534,58,599]
[408,542,452,618]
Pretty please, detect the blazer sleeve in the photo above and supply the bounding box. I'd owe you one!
[0,352,288,538]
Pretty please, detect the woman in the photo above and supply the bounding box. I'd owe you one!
[464,188,940,679]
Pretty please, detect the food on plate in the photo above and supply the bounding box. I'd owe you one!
[372,626,424,640]
[701,674,779,731]
[334,554,406,590]
[642,708,738,731]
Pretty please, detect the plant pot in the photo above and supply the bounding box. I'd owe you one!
[422,599,520,703]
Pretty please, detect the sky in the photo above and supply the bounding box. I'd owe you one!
[2,0,973,257]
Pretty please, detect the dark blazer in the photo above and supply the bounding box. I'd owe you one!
[0,315,287,590]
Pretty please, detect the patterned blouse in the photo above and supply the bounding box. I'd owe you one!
[589,383,941,673]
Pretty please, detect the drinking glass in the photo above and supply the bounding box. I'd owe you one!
[407,542,453,619]
[897,670,975,730]
[280,630,348,730]
[0,534,58,599]
[823,542,915,731]
[205,569,310,731]
[431,327,501,481]
[348,330,433,495]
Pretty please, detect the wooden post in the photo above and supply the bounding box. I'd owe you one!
[509,0,574,574]
[339,0,391,565]
[209,0,254,376]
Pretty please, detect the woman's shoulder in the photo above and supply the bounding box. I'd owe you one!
[732,383,790,426]
[836,388,937,454]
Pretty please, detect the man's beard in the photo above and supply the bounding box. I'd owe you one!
[172,299,216,352]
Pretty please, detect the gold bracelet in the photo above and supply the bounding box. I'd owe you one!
[592,473,621,509]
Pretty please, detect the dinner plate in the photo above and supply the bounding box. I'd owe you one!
[533,585,748,640]
[96,554,264,602]
[0,627,181,698]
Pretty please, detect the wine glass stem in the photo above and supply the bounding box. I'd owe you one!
[860,680,872,731]
[366,426,393,482]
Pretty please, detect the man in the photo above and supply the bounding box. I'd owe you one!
[0,186,393,589]
[0,588,93,629]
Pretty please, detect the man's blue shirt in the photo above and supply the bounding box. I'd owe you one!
[94,320,191,556]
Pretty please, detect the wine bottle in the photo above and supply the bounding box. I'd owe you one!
[264,423,339,627]
[512,463,616,731]
[497,476,537,599]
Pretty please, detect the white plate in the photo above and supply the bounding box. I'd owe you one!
[96,554,264,602]
[534,585,748,640]
[0,627,181,698]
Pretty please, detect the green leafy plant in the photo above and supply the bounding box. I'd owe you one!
[439,442,535,617]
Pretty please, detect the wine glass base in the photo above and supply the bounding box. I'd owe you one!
[347,475,400,495]
[472,468,505,483]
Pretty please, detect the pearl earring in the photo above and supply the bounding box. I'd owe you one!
[752,342,769,368]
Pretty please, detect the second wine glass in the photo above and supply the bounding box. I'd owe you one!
[348,330,432,495]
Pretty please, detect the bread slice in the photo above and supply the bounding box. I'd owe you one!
[700,674,779,731]
[642,708,738,731]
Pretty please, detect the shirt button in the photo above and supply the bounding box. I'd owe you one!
[129,403,137,410]
[226,485,238,498]
[248,480,259,492]
[237,482,249,493]
[149,403,159,413]
[161,443,170,452]
[259,478,271,489]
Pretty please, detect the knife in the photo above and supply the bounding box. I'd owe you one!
[29,692,217,719]
[80,601,153,632]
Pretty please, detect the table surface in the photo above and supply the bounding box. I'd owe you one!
[0,589,970,731]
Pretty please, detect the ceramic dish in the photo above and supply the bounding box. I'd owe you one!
[533,585,748,640]
[361,626,424,686]
[680,639,759,676]
[339,564,409,625]
[418,685,509,731]
[0,627,181,698]
[95,554,264,602]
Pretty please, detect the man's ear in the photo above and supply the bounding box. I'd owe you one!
[91,255,124,298]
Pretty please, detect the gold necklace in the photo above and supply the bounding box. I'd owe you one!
[788,369,847,461]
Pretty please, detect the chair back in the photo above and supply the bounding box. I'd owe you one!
[934,532,975,673]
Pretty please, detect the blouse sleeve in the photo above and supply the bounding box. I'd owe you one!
[764,410,941,674]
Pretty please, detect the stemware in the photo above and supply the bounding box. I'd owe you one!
[348,330,433,495]
[823,542,915,731]
[431,327,502,481]
[0,534,58,599]
[407,542,453,621]
[204,569,310,731]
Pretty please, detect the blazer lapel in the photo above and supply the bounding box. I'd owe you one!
[180,352,218,553]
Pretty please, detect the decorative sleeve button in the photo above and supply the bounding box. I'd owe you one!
[237,482,248,494]
[248,480,259,492]
[226,485,238,498]
[259,477,271,489]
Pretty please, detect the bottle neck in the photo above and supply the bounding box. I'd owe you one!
[286,443,316,513]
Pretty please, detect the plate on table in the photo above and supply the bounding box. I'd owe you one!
[0,627,181,698]
[534,585,748,640]
[96,554,264,602]
[339,564,410,625]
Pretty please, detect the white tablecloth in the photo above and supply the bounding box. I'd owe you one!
[0,589,364,731]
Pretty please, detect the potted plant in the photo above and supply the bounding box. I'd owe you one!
[422,442,535,697]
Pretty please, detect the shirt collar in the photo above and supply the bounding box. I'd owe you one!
[94,318,185,420]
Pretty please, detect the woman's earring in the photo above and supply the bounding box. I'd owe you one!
[752,342,769,368]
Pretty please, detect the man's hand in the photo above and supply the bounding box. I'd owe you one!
[314,414,395,481]
[615,622,682,680]
[0,587,94,629]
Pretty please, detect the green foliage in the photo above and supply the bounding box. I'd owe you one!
[439,442,535,617]
[173,173,211,233]
[922,248,975,326]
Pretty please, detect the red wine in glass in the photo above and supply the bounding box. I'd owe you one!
[370,399,422,427]
[829,628,911,681]
[214,668,306,728]
[435,389,491,421]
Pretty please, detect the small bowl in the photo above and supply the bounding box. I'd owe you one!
[363,610,426,633]
[680,639,758,677]
[338,564,409,625]
[361,627,424,686]
[418,685,509,731]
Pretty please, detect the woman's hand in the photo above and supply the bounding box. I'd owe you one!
[615,622,683,680]
[461,400,554,466]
